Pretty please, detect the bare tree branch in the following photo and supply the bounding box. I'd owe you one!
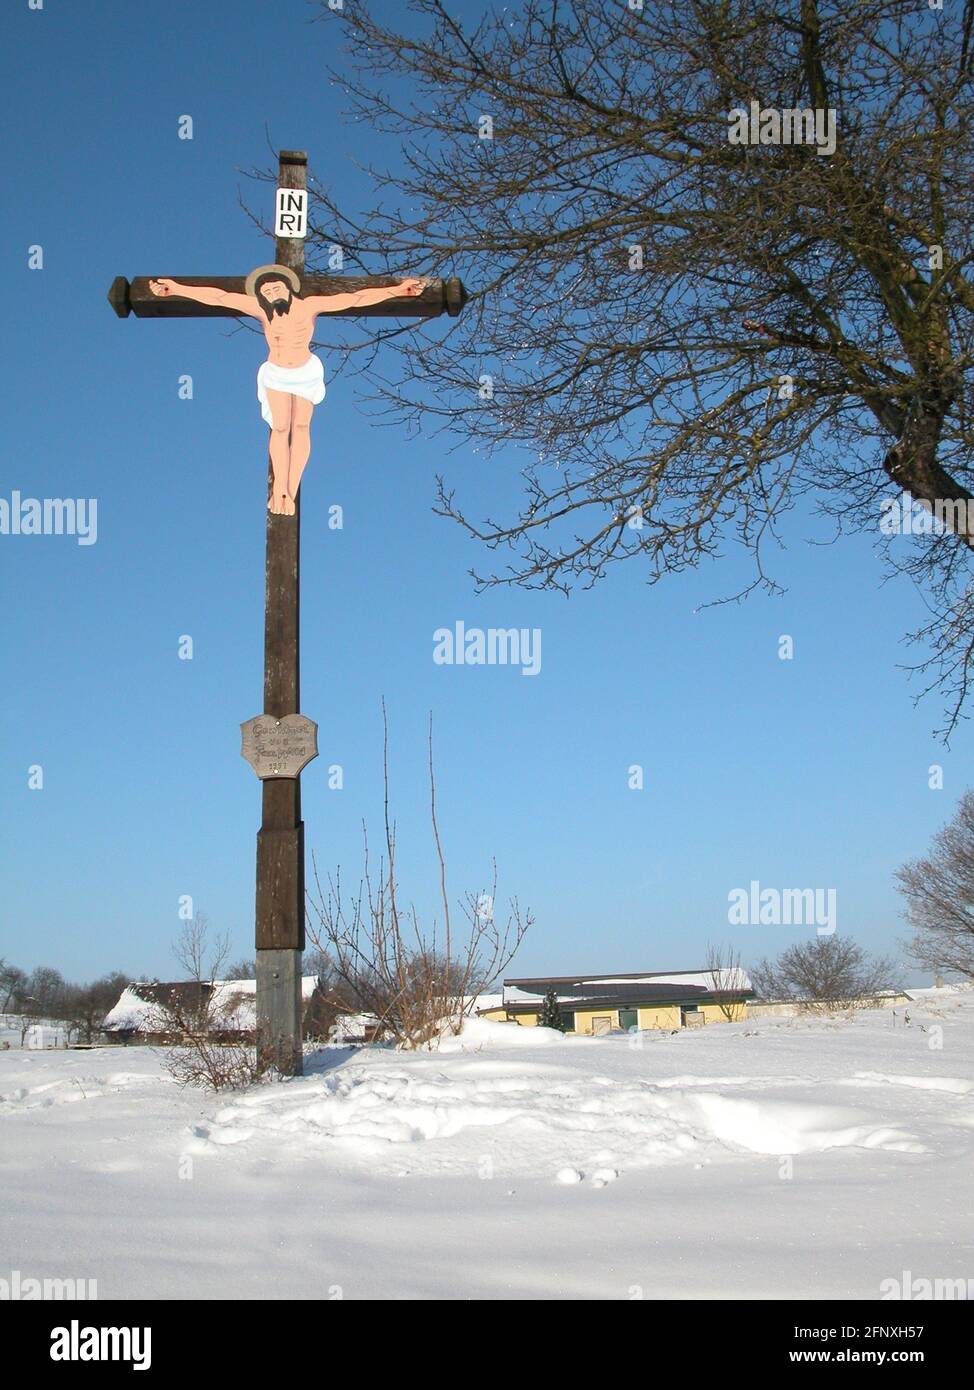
[241,0,974,734]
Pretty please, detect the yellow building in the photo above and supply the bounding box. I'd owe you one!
[479,969,753,1035]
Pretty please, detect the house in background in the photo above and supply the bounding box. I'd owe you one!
[480,969,753,1034]
[25,1024,66,1049]
[102,977,320,1044]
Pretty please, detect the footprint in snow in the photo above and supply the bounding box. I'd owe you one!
[555,1167,620,1188]
[556,1167,583,1184]
[591,1168,619,1189]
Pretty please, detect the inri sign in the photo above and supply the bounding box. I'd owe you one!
[275,187,308,239]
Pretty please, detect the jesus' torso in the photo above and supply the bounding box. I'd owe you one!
[261,302,318,368]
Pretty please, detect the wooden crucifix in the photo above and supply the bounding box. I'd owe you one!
[109,149,467,1074]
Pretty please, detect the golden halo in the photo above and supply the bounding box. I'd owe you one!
[245,263,302,297]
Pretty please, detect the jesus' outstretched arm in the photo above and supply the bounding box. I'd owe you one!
[148,279,259,316]
[304,278,426,315]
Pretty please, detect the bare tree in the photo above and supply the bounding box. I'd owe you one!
[18,997,42,1047]
[3,963,130,1044]
[225,957,257,980]
[309,708,531,1049]
[0,959,26,1014]
[24,966,67,1020]
[267,0,974,734]
[153,915,264,1089]
[897,789,974,978]
[705,941,747,1021]
[174,913,231,987]
[62,972,131,1045]
[167,912,231,1035]
[751,936,898,1012]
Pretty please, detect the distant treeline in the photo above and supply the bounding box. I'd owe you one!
[0,959,131,1043]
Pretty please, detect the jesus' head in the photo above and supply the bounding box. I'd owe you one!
[254,272,297,318]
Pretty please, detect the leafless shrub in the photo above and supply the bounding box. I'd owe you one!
[154,915,266,1091]
[309,707,531,1049]
[163,1035,268,1091]
[149,982,270,1092]
[705,941,746,1021]
[750,937,898,1014]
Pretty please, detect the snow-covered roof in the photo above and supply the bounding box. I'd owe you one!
[503,968,752,1007]
[103,987,166,1033]
[328,1012,380,1041]
[207,977,319,1030]
[103,977,319,1034]
[470,993,504,1013]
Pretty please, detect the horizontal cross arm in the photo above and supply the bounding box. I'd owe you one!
[107,274,467,320]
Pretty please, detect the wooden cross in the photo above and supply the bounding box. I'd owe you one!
[109,149,467,1074]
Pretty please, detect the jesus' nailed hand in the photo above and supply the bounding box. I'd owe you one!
[148,268,426,515]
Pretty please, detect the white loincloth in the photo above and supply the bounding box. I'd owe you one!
[257,355,326,426]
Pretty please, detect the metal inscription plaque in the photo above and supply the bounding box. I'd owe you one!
[240,713,318,779]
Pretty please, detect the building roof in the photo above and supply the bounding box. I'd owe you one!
[502,968,752,1009]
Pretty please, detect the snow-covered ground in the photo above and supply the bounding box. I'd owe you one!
[1,989,972,1300]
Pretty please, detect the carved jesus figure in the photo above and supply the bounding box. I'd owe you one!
[148,266,425,514]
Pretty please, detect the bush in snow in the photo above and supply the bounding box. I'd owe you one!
[153,914,270,1090]
[538,990,566,1031]
[308,706,532,1049]
[750,937,898,1014]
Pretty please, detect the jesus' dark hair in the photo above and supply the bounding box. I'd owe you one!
[253,271,300,319]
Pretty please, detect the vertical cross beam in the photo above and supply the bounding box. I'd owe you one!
[108,151,467,1073]
[255,150,307,1075]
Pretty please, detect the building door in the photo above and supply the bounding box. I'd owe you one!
[618,1008,638,1032]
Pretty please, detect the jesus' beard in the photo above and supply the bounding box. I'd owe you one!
[259,291,292,319]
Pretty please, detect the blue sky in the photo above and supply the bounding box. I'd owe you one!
[1,0,967,986]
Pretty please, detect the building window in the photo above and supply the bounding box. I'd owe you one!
[560,1011,575,1032]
